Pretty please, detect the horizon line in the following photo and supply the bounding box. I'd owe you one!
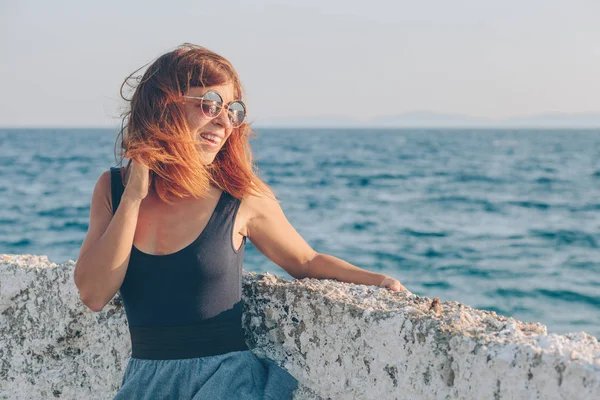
[1,125,600,130]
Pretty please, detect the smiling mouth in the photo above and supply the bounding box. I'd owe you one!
[198,133,222,146]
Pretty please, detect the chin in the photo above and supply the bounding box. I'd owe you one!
[195,148,217,164]
[202,153,218,164]
[200,157,215,165]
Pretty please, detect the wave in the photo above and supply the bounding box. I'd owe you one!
[533,177,563,185]
[335,173,410,188]
[49,221,89,232]
[340,221,378,232]
[489,287,600,309]
[421,281,452,289]
[536,289,600,308]
[317,160,364,168]
[529,229,598,248]
[437,265,494,279]
[426,196,502,212]
[504,201,551,210]
[453,174,505,184]
[372,251,410,265]
[1,238,32,247]
[400,228,448,238]
[577,203,600,212]
[37,206,89,218]
[421,248,446,258]
[32,155,92,164]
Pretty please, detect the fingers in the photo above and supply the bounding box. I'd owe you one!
[131,158,150,171]
[122,158,151,200]
[380,277,408,293]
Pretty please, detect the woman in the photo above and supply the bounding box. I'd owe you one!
[73,43,407,399]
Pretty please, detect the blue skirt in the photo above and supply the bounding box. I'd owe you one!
[113,350,298,399]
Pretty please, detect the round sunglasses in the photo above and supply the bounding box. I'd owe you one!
[183,90,247,128]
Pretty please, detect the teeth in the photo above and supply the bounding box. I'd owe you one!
[200,134,221,144]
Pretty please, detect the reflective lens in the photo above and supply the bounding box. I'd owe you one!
[185,90,247,127]
[227,101,246,127]
[200,91,223,118]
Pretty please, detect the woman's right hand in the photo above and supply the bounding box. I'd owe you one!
[123,159,151,201]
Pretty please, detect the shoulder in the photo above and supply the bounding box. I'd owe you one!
[242,185,279,219]
[96,170,112,192]
[92,170,114,213]
[97,167,126,188]
[237,185,281,234]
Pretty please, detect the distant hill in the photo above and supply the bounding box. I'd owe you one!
[256,112,600,128]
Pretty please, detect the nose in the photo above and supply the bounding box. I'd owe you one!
[212,107,231,128]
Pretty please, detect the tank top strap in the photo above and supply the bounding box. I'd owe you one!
[110,167,124,214]
[209,190,242,232]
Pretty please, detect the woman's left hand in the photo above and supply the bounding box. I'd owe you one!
[379,276,408,292]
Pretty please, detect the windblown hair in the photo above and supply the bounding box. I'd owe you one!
[116,43,274,203]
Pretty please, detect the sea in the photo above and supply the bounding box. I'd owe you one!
[1,128,599,338]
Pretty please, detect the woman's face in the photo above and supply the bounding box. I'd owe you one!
[182,82,237,165]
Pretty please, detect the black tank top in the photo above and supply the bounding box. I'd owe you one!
[110,167,249,359]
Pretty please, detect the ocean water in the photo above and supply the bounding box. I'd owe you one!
[1,128,599,338]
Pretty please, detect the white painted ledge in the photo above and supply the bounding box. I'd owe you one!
[1,254,599,399]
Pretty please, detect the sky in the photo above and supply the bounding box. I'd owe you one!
[1,0,599,127]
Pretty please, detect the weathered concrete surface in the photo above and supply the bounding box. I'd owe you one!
[1,254,599,399]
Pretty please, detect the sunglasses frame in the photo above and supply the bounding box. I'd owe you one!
[182,90,247,128]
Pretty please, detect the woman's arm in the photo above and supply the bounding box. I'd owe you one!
[74,162,150,311]
[73,171,140,311]
[307,253,406,291]
[245,190,407,292]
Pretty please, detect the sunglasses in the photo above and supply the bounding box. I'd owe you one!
[183,90,247,128]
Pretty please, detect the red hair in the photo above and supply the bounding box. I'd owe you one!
[116,43,275,203]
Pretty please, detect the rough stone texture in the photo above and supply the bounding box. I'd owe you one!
[1,254,599,399]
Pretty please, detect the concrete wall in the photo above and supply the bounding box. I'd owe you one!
[1,254,599,399]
